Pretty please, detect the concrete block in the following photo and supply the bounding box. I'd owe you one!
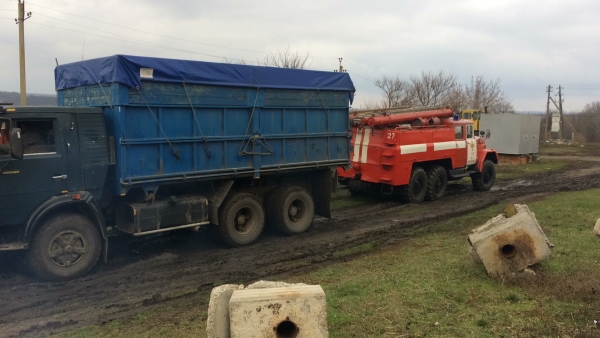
[246,280,307,290]
[229,285,328,338]
[468,204,552,276]
[206,284,244,338]
[594,218,600,237]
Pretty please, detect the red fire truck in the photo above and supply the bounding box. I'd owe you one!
[338,107,498,203]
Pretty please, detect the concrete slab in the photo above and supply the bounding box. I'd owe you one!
[246,280,307,290]
[206,284,244,338]
[229,285,328,338]
[468,204,552,276]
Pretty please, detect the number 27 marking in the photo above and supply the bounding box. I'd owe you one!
[387,133,395,139]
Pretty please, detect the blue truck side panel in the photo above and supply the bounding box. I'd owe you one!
[58,81,351,195]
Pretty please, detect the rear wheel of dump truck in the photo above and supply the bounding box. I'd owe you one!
[425,165,448,201]
[27,214,102,281]
[471,159,496,191]
[218,192,265,246]
[400,166,428,204]
[268,186,315,235]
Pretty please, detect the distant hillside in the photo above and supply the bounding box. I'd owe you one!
[0,91,57,106]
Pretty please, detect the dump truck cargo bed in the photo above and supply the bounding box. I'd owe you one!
[55,55,355,194]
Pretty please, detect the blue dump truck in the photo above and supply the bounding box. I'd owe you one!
[0,55,355,281]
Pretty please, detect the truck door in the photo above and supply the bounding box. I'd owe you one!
[454,125,467,167]
[466,124,477,165]
[0,116,70,227]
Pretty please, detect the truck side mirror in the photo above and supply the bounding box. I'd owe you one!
[485,129,491,139]
[10,128,23,160]
[479,130,485,137]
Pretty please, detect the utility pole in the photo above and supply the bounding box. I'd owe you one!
[557,85,564,139]
[544,85,552,141]
[335,58,346,73]
[16,0,31,106]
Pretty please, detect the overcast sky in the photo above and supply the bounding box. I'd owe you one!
[1,0,599,111]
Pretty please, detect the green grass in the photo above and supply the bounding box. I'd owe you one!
[57,189,600,337]
[291,189,600,337]
[539,143,600,156]
[495,159,568,180]
[331,193,373,210]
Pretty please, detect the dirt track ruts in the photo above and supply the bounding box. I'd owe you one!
[1,160,600,337]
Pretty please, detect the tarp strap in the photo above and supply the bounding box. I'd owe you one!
[183,82,212,159]
[97,81,113,109]
[135,87,181,162]
[98,81,128,140]
[238,87,261,157]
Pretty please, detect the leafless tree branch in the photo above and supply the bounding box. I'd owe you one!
[261,46,311,69]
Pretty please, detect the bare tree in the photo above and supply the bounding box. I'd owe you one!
[360,97,387,110]
[462,76,513,113]
[410,70,457,106]
[565,101,600,143]
[369,71,514,114]
[373,75,411,107]
[261,46,311,69]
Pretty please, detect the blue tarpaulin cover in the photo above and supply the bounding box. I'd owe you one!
[55,55,355,103]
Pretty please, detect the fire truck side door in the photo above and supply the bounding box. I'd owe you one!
[466,124,477,165]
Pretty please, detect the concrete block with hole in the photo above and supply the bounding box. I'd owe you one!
[468,204,552,276]
[206,284,245,338]
[229,285,328,338]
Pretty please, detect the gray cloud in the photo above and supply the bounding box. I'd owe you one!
[0,0,598,110]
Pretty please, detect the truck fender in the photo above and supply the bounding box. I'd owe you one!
[23,191,109,261]
[476,149,499,172]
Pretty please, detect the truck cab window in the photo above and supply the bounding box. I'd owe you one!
[467,125,473,138]
[455,126,464,140]
[16,120,56,154]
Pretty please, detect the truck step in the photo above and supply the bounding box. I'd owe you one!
[132,221,210,236]
[0,242,26,251]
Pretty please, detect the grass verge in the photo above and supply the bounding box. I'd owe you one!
[495,159,569,180]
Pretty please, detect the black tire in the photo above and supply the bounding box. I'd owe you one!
[401,166,428,203]
[425,165,448,201]
[27,214,102,281]
[471,159,496,191]
[218,192,265,246]
[270,186,315,235]
[347,179,374,196]
[347,179,361,196]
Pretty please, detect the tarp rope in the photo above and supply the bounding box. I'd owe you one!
[182,82,212,159]
[97,80,128,140]
[135,87,181,162]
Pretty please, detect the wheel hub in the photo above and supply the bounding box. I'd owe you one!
[47,231,87,269]
[289,205,299,217]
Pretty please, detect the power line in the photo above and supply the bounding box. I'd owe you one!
[26,2,338,59]
[26,2,344,60]
[34,12,171,43]
[27,21,247,62]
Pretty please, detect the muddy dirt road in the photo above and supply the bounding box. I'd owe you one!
[1,160,599,337]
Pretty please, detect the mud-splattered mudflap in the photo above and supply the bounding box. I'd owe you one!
[312,168,334,219]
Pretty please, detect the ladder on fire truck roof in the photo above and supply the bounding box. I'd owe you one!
[350,105,445,119]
